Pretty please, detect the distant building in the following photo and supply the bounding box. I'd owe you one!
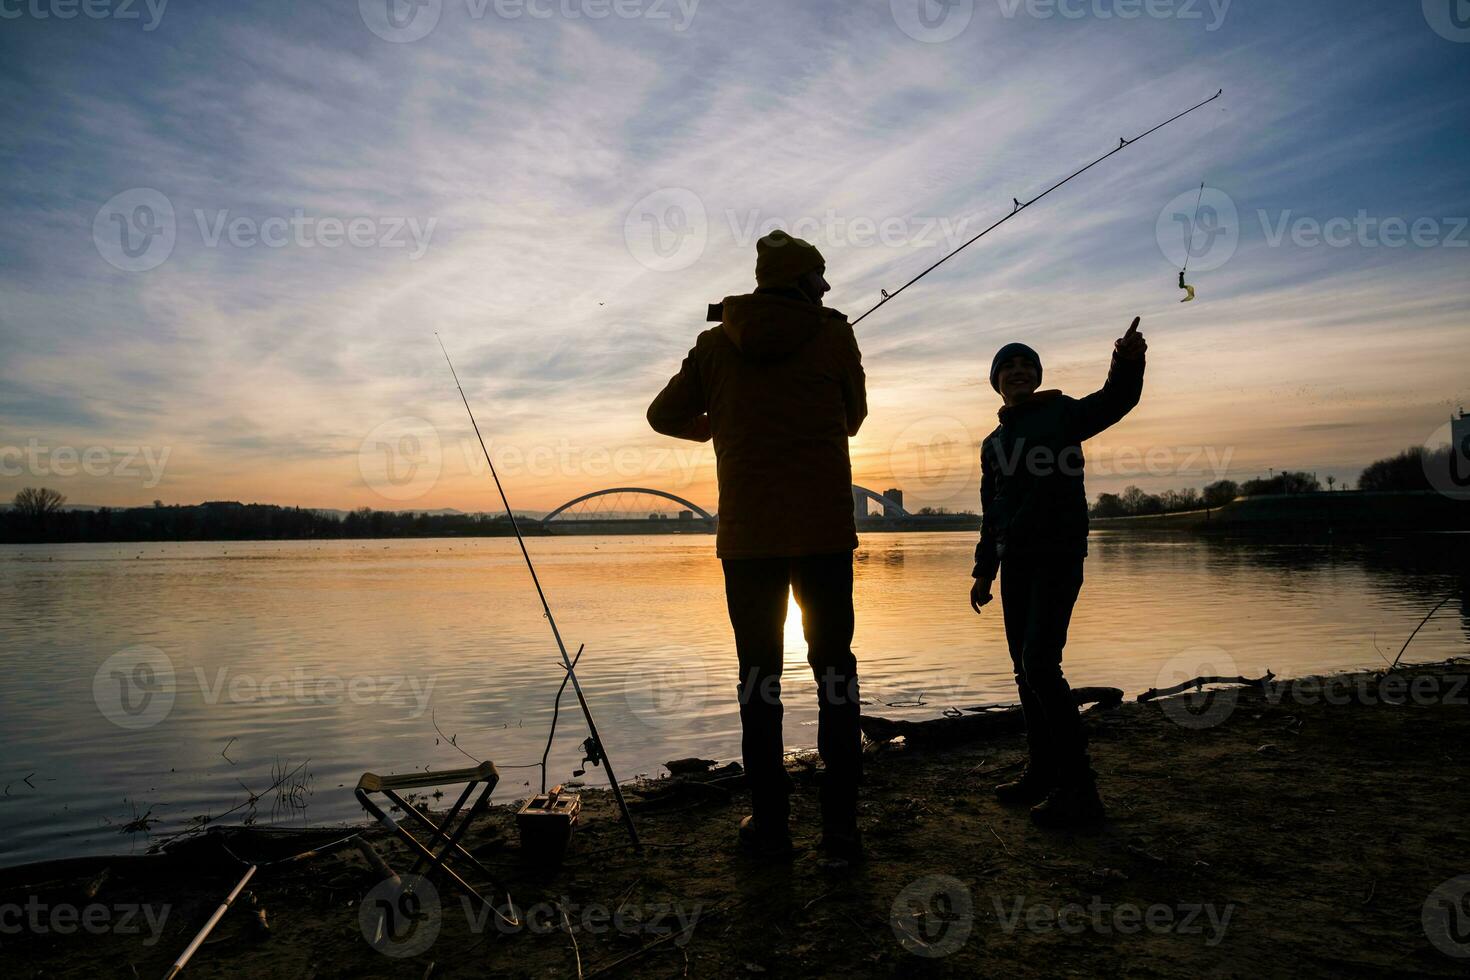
[678,509,694,521]
[1454,408,1469,464]
[882,488,904,517]
[852,487,867,522]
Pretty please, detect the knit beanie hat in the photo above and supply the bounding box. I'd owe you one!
[755,229,825,289]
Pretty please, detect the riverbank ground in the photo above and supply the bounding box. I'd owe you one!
[4,659,1469,978]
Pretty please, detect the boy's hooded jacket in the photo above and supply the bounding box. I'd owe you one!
[972,350,1145,582]
[647,289,867,559]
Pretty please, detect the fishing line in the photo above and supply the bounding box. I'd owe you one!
[850,88,1223,328]
[1178,180,1206,302]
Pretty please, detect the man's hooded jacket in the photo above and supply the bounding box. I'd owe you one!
[647,288,867,559]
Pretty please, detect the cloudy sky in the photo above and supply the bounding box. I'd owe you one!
[2,0,1467,514]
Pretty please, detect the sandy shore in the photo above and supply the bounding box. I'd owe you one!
[4,658,1469,978]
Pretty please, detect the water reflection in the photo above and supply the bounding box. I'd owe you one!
[0,531,1464,867]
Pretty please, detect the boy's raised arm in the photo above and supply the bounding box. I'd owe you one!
[1068,317,1147,443]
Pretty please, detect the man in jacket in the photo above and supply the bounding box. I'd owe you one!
[970,318,1147,828]
[647,229,867,860]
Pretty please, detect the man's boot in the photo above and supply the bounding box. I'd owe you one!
[994,764,1056,807]
[816,782,863,864]
[738,814,794,859]
[738,787,793,859]
[1029,769,1104,829]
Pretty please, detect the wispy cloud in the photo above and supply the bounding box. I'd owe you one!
[1,0,1466,510]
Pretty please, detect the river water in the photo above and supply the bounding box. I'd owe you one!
[1,531,1465,867]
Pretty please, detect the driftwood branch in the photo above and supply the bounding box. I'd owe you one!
[859,687,1123,745]
[1137,672,1274,704]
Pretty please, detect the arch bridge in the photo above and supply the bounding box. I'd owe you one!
[541,485,910,524]
[541,487,714,524]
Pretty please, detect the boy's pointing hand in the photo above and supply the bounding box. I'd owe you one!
[1115,316,1147,360]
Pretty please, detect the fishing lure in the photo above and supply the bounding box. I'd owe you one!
[1178,181,1206,303]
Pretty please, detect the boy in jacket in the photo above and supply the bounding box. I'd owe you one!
[971,317,1147,828]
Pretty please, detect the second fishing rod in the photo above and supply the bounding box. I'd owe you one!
[436,333,642,853]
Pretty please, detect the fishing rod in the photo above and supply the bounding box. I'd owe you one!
[436,333,642,853]
[849,88,1224,328]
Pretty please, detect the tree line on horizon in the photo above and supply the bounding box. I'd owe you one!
[0,496,537,544]
[1089,445,1458,519]
[3,445,1457,543]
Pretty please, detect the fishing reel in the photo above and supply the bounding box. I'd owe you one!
[572,735,603,778]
